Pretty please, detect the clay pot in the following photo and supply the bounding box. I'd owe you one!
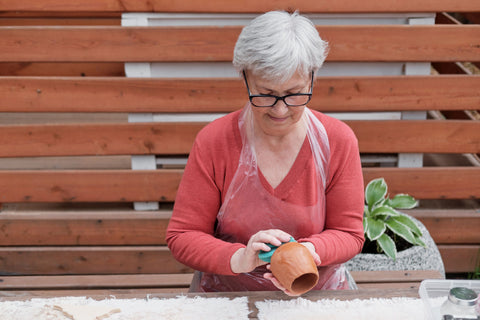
[270,242,319,295]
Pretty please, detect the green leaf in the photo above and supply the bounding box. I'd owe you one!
[389,194,418,209]
[413,235,427,248]
[365,217,386,241]
[371,205,400,218]
[394,215,423,237]
[364,205,370,218]
[377,233,397,260]
[365,178,388,209]
[385,218,417,245]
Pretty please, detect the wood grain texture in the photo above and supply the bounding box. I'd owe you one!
[1,76,479,113]
[411,209,480,244]
[0,167,478,203]
[0,120,478,158]
[0,211,171,246]
[438,245,480,273]
[0,246,192,275]
[1,25,479,62]
[1,0,479,13]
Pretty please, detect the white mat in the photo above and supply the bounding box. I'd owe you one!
[256,297,428,320]
[0,296,250,320]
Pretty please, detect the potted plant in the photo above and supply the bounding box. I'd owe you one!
[345,178,445,276]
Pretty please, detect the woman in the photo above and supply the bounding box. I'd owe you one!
[166,11,364,294]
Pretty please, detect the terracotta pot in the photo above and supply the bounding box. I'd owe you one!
[270,242,319,295]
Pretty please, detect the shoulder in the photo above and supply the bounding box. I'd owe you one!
[194,111,241,149]
[309,109,358,146]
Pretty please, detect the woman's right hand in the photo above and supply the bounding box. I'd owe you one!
[230,229,292,274]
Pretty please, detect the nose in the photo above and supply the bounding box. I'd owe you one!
[270,98,289,115]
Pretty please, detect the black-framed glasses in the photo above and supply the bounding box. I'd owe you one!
[242,70,314,107]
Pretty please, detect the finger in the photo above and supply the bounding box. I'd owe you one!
[253,230,291,247]
[263,273,287,292]
[264,273,298,296]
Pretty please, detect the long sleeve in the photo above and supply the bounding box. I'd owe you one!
[166,112,245,275]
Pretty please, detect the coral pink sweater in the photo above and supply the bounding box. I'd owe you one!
[166,109,365,276]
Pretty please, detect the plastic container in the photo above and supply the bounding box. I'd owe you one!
[419,279,480,320]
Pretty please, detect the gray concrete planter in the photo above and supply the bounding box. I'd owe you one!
[345,213,445,277]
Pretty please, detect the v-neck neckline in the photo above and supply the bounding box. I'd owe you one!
[257,137,311,198]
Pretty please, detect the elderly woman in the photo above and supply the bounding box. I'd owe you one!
[166,11,364,294]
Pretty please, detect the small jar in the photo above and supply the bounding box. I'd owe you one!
[440,287,479,319]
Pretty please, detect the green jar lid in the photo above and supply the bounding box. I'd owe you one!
[447,287,478,307]
[258,237,296,263]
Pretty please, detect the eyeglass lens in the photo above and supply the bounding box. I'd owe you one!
[250,94,311,107]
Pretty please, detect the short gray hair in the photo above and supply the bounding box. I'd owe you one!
[233,11,328,83]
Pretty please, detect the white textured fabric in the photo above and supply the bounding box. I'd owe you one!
[0,296,250,320]
[256,297,427,320]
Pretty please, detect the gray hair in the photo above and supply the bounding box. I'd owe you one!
[233,11,328,83]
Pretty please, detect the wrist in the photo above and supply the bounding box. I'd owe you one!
[230,247,246,274]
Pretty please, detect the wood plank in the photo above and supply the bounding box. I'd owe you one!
[0,120,478,158]
[0,246,193,275]
[362,167,480,200]
[438,245,480,273]
[1,0,479,13]
[0,169,183,203]
[0,209,478,247]
[0,274,193,289]
[1,25,479,62]
[1,76,479,113]
[0,167,478,203]
[0,288,189,296]
[351,270,443,283]
[0,211,171,246]
[356,282,424,290]
[0,62,125,76]
[0,18,120,26]
[349,120,480,154]
[0,271,438,290]
[0,122,205,157]
[410,209,480,244]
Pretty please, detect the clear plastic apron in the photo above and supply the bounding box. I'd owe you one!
[199,104,349,292]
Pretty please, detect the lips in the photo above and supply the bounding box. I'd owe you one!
[268,114,289,122]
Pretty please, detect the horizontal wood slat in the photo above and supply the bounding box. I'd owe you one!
[0,246,193,275]
[1,25,479,62]
[0,169,183,203]
[1,0,479,13]
[350,120,480,154]
[438,245,480,273]
[0,120,478,158]
[410,209,480,244]
[350,270,443,283]
[0,211,171,246]
[0,167,478,203]
[1,209,477,246]
[362,167,480,200]
[0,62,125,77]
[1,76,479,113]
[0,274,193,289]
[0,245,474,275]
[0,271,440,290]
[0,122,203,157]
[0,18,120,26]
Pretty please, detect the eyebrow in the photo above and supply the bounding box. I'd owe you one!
[257,83,306,94]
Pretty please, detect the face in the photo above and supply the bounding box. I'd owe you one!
[245,71,312,137]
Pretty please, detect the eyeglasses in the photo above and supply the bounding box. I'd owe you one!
[242,71,314,107]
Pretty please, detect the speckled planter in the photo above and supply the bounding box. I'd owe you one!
[345,213,445,277]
